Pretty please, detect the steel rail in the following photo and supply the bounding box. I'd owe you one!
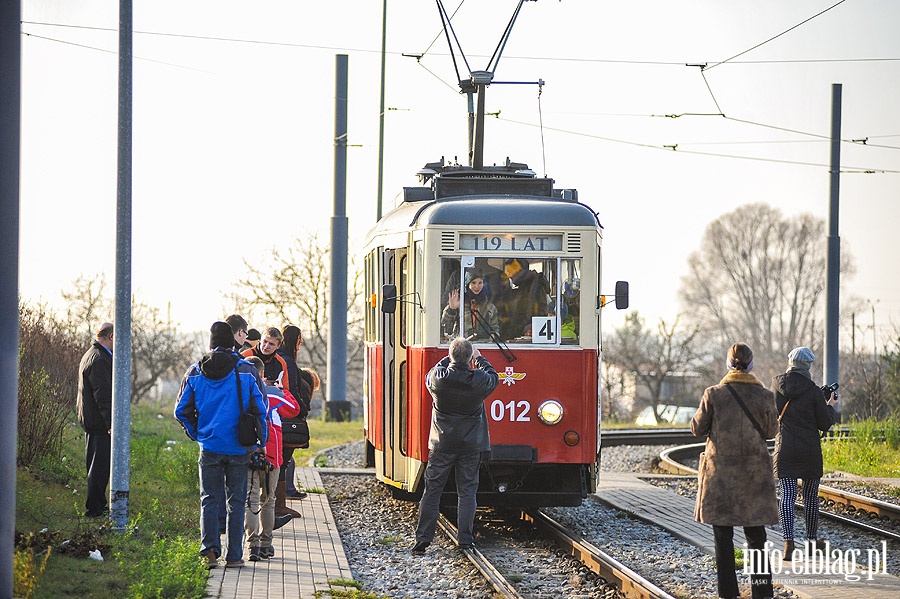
[436,513,524,599]
[523,510,678,599]
[659,444,900,540]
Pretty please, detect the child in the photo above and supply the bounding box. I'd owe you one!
[244,356,300,561]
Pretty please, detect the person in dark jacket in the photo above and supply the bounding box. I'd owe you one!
[175,321,268,569]
[411,337,499,554]
[691,342,778,599]
[772,346,838,559]
[225,314,249,353]
[76,322,114,518]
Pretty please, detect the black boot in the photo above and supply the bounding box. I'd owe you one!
[783,540,795,561]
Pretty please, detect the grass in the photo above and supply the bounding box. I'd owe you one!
[822,418,900,477]
[16,403,363,598]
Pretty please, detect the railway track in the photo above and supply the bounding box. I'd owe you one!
[656,442,900,540]
[437,508,677,599]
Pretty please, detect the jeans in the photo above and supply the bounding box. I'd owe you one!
[285,456,297,492]
[713,525,773,599]
[199,450,249,562]
[245,467,279,548]
[415,450,482,546]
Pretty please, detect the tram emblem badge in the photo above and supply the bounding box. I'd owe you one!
[499,367,526,387]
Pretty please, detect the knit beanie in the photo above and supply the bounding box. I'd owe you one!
[787,346,815,371]
[209,321,235,350]
[465,271,483,286]
[727,342,754,371]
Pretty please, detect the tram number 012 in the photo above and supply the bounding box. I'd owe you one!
[490,399,531,422]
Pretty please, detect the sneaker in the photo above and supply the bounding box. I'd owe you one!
[261,546,275,559]
[274,514,293,530]
[286,490,307,499]
[459,543,475,551]
[248,546,260,562]
[411,540,429,554]
[205,549,219,569]
[224,559,244,568]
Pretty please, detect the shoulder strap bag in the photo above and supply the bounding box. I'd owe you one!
[236,367,263,447]
[724,383,769,442]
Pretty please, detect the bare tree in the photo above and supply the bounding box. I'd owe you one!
[62,274,197,404]
[603,311,705,423]
[229,232,366,405]
[680,203,855,381]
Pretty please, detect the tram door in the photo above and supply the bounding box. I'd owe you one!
[380,248,409,488]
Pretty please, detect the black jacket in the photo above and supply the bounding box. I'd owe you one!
[772,370,837,479]
[77,341,113,434]
[426,356,499,453]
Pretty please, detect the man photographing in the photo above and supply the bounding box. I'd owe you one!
[412,337,499,553]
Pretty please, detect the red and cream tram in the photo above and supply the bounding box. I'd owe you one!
[363,158,627,507]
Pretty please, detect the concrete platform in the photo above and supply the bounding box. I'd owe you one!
[205,467,353,598]
[597,472,898,599]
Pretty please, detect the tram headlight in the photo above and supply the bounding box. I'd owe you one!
[537,400,564,425]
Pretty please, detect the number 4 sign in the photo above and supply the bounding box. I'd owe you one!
[532,316,557,344]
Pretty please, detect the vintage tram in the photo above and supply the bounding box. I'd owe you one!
[362,157,627,507]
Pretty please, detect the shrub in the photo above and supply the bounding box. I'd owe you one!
[17,303,84,466]
[13,544,51,599]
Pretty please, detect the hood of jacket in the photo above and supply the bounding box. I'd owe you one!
[772,370,816,399]
[198,349,239,380]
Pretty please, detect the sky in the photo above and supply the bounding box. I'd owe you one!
[16,0,900,352]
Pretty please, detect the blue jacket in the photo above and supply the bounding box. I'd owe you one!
[175,348,268,455]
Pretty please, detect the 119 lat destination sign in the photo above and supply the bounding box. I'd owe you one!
[460,233,563,252]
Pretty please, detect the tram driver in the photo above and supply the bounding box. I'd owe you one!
[440,271,500,342]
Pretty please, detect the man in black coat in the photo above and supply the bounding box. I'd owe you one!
[412,337,499,554]
[76,322,114,517]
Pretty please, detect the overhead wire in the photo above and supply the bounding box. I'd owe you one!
[704,0,850,71]
[21,19,900,67]
[21,12,900,164]
[496,116,900,174]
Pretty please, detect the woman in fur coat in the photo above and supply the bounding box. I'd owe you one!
[691,342,778,599]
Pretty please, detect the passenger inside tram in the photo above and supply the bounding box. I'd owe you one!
[440,270,501,342]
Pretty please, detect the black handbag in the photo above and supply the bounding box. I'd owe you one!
[282,417,310,448]
[236,368,264,447]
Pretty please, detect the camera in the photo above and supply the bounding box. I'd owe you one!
[821,381,839,396]
[249,451,272,472]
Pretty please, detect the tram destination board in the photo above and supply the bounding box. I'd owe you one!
[460,233,563,252]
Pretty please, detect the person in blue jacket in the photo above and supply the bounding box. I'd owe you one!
[175,321,268,569]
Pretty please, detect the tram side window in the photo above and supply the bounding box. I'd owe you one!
[558,259,581,345]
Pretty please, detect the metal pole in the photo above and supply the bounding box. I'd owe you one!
[376,0,387,221]
[824,83,841,398]
[327,55,350,421]
[110,0,133,529]
[473,83,486,170]
[0,1,22,593]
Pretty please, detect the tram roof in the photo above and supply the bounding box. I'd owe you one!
[368,195,602,240]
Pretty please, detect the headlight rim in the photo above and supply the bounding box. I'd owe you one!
[537,399,564,425]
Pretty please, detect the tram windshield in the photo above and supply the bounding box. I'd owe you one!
[440,257,581,345]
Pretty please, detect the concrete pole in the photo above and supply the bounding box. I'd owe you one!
[824,83,841,399]
[110,0,133,528]
[327,55,351,421]
[0,1,22,593]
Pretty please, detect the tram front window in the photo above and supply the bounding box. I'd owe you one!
[439,257,580,345]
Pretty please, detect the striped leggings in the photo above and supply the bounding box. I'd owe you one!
[779,478,821,540]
